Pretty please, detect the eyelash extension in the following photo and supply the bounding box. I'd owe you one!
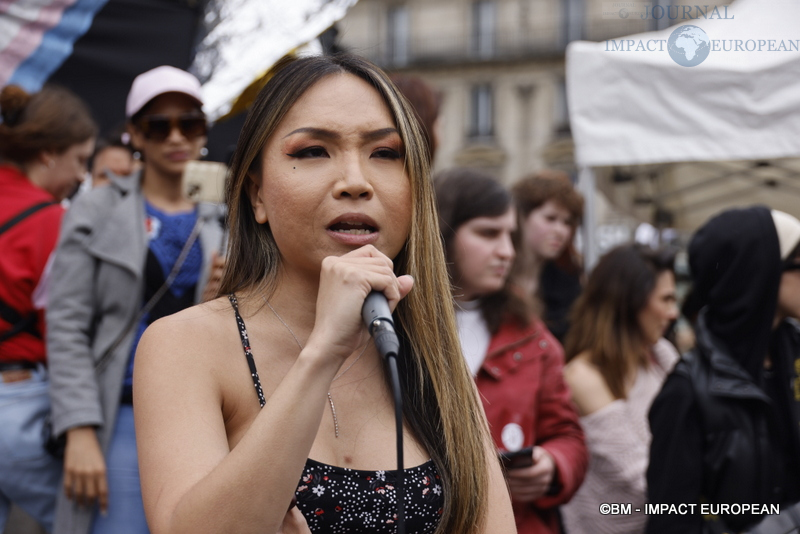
[285,146,405,158]
[285,146,327,158]
[373,148,404,159]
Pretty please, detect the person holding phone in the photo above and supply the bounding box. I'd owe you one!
[435,167,587,534]
[561,244,679,534]
[131,54,516,534]
[46,66,226,534]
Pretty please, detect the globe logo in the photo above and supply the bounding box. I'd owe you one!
[618,8,629,19]
[668,25,711,67]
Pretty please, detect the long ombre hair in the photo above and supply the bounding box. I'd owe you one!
[219,54,489,534]
[564,244,674,399]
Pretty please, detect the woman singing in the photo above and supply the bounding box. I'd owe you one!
[133,55,515,534]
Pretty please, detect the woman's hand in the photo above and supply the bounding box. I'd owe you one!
[201,251,226,302]
[305,245,413,361]
[506,446,557,503]
[63,426,108,514]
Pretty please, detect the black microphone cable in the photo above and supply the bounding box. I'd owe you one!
[386,353,404,534]
[362,292,405,534]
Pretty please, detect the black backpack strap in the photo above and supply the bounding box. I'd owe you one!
[0,201,57,237]
[0,299,39,343]
[0,201,57,344]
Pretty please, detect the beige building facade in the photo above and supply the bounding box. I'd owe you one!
[336,0,797,241]
[337,0,653,184]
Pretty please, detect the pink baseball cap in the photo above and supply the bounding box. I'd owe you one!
[126,65,204,118]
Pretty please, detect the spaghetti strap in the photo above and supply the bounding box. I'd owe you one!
[228,294,266,407]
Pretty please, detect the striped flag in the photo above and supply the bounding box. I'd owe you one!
[1,0,108,91]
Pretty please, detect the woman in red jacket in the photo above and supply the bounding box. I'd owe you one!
[0,84,96,533]
[435,168,588,534]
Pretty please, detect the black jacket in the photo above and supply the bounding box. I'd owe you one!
[646,312,800,534]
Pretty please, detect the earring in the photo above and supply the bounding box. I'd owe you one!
[200,147,209,157]
[133,151,141,160]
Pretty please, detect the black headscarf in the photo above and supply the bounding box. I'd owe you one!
[688,206,782,382]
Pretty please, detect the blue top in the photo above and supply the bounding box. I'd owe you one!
[124,201,202,395]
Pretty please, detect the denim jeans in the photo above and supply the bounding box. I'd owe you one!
[90,404,149,534]
[0,366,62,533]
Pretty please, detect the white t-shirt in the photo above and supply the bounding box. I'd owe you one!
[455,300,492,376]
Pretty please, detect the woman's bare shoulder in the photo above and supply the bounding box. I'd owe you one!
[154,296,231,329]
[563,352,615,416]
[138,296,235,363]
[563,352,600,385]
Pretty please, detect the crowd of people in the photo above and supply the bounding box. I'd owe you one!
[1,52,800,534]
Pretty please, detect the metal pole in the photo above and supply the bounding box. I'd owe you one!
[578,166,598,272]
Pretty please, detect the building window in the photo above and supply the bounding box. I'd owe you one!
[470,83,493,139]
[554,79,570,135]
[387,5,410,66]
[471,1,495,59]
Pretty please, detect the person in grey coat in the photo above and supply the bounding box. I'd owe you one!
[45,66,226,534]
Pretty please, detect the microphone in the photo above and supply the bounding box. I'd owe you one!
[361,291,400,359]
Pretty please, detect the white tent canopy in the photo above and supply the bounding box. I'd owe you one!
[565,0,800,265]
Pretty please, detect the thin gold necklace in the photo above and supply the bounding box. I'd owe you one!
[264,298,368,438]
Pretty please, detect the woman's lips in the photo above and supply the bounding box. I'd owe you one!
[328,213,379,230]
[326,213,380,246]
[326,227,379,246]
[166,151,190,162]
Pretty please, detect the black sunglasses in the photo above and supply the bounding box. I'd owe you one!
[137,113,207,142]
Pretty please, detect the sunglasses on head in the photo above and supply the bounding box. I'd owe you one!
[137,112,207,142]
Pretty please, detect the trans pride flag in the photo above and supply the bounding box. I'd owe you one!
[0,0,108,91]
[1,0,359,159]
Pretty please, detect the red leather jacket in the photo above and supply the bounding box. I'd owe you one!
[477,318,588,534]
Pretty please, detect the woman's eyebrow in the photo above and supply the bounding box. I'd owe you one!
[284,127,338,140]
[361,127,399,142]
[283,127,399,141]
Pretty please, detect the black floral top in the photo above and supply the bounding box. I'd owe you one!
[296,459,443,533]
[229,294,444,533]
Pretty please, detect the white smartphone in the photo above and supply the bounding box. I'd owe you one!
[182,160,228,204]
